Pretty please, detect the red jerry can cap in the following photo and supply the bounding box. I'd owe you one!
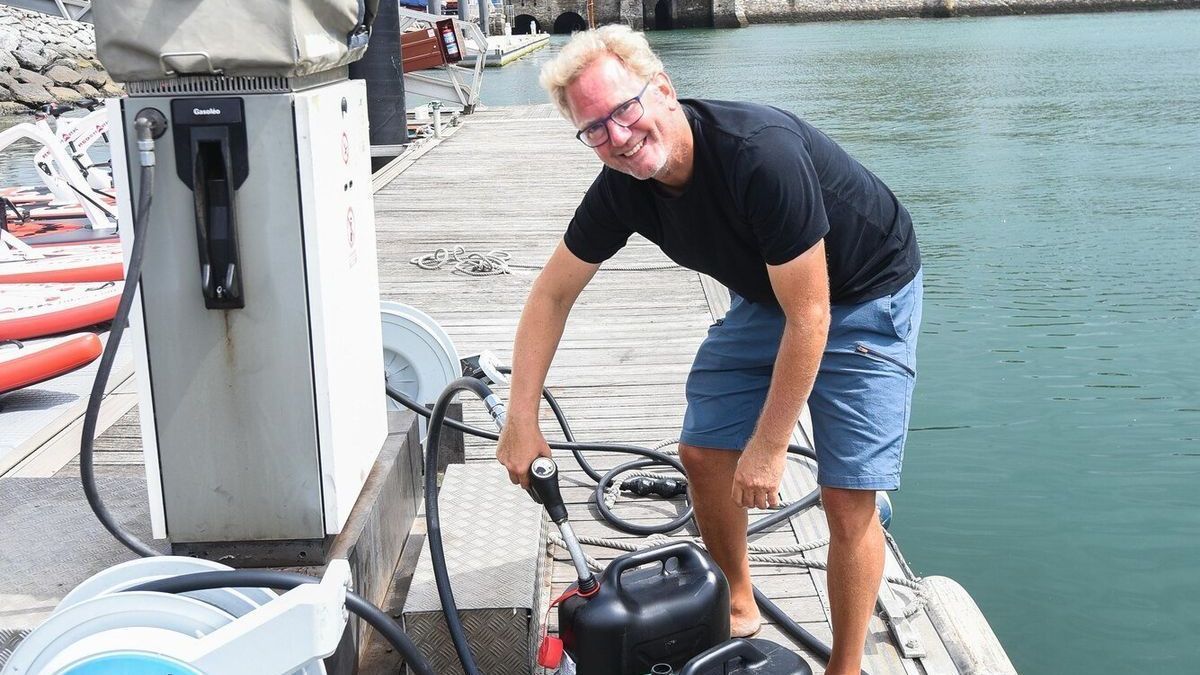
[537,635,564,669]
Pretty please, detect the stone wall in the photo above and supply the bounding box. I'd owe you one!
[518,0,1195,32]
[736,0,1200,25]
[674,0,716,27]
[0,5,122,114]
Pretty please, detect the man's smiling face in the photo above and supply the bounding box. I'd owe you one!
[565,55,674,181]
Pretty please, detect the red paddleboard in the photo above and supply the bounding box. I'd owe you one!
[4,218,87,238]
[0,242,123,283]
[3,218,118,247]
[0,282,122,340]
[0,185,49,198]
[1,185,54,205]
[25,228,119,247]
[22,203,90,220]
[0,332,103,394]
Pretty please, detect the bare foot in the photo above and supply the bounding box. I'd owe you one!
[730,608,762,638]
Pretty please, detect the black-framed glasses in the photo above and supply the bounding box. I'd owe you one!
[575,79,654,148]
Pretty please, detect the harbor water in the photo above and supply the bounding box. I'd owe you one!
[479,11,1200,674]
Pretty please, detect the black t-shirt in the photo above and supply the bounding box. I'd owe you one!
[564,99,920,305]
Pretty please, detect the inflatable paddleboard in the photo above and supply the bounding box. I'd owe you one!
[0,332,103,395]
[0,185,54,206]
[22,202,90,220]
[0,242,123,283]
[0,282,122,340]
[9,194,114,221]
[3,218,118,247]
[25,226,119,247]
[0,185,48,198]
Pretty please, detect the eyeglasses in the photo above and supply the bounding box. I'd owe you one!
[575,79,654,148]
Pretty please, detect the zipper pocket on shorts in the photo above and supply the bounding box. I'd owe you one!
[854,343,916,377]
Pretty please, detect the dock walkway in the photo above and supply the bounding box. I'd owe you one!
[1,104,968,674]
[372,104,954,674]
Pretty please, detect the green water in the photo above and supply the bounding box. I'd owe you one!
[482,11,1200,674]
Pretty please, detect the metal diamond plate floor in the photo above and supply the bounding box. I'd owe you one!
[0,333,131,470]
[0,475,164,637]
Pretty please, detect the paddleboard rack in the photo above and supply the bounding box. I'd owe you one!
[0,106,114,231]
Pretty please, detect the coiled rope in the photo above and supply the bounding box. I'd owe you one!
[411,245,686,276]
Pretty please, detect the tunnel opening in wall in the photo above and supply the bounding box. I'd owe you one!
[514,14,538,34]
[553,11,587,33]
[653,0,673,30]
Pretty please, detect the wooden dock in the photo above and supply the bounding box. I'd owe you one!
[1,104,1008,674]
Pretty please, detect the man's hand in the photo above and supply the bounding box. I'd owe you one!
[732,437,787,509]
[496,421,553,489]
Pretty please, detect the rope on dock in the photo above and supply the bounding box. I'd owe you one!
[410,245,685,275]
[547,531,928,618]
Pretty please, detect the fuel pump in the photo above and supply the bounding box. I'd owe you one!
[99,1,387,563]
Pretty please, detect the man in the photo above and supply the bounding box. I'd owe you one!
[496,25,922,675]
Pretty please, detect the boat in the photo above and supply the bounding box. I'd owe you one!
[2,217,118,247]
[22,226,120,247]
[0,333,103,395]
[0,185,55,205]
[0,244,123,284]
[0,281,122,340]
[14,200,113,222]
[1,231,123,283]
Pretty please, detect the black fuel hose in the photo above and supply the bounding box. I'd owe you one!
[408,377,852,672]
[390,381,695,534]
[387,383,819,536]
[79,116,159,558]
[492,370,825,536]
[754,587,832,668]
[130,571,435,675]
[755,586,868,675]
[478,375,851,671]
[422,377,501,675]
[498,364,818,482]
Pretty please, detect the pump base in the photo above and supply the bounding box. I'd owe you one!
[170,537,333,568]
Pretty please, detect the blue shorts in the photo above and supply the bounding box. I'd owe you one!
[681,269,923,491]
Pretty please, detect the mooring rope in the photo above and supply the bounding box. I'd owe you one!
[547,529,927,618]
[410,245,685,275]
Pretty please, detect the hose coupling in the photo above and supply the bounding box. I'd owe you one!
[134,108,169,167]
[482,393,507,430]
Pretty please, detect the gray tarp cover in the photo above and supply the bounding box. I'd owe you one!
[94,0,382,82]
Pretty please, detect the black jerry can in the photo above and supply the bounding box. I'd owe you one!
[559,541,731,675]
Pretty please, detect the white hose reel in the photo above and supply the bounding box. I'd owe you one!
[4,304,464,674]
[380,302,462,440]
[1,557,351,675]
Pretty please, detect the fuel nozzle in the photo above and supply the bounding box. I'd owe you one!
[529,457,597,594]
[530,456,568,523]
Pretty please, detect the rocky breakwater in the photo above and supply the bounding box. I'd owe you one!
[0,5,123,114]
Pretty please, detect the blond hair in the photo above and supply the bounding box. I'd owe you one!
[539,25,664,121]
